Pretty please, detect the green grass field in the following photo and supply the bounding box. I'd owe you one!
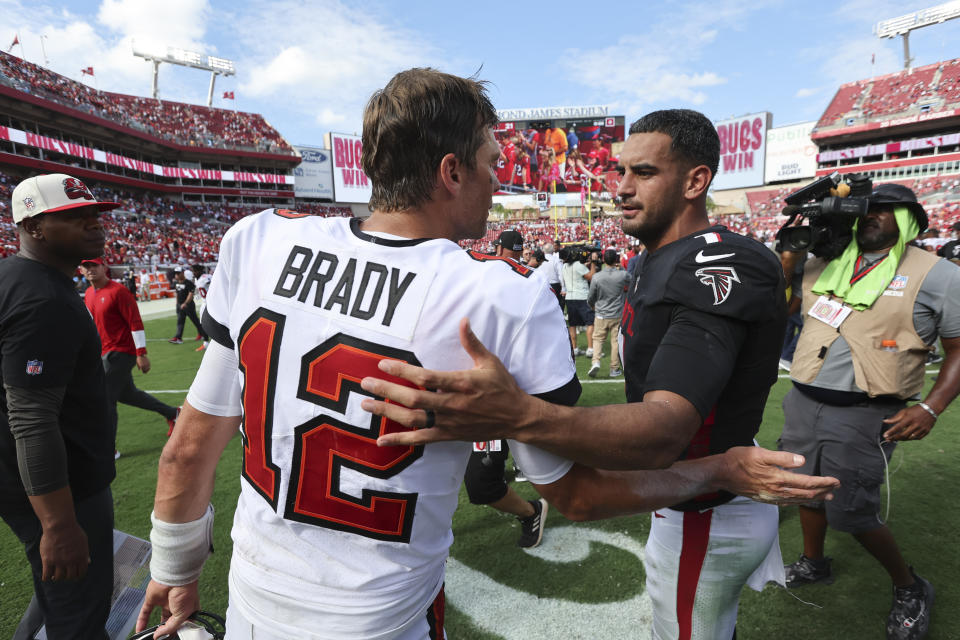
[1,317,957,639]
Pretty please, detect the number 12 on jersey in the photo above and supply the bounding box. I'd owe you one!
[237,307,425,543]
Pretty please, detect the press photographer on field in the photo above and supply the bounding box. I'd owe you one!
[559,244,597,357]
[777,179,960,640]
[587,249,630,378]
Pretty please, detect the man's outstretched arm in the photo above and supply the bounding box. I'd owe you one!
[534,447,839,522]
[362,318,701,470]
[135,402,240,637]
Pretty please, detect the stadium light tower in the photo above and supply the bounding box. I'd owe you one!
[876,0,960,69]
[132,45,236,106]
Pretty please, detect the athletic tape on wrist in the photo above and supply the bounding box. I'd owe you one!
[149,504,214,587]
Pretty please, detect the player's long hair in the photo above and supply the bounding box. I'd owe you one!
[362,68,497,213]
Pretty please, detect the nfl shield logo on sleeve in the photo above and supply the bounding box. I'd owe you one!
[26,359,43,375]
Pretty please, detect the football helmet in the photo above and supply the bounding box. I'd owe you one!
[129,610,225,640]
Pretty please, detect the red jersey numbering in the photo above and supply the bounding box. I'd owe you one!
[273,208,311,219]
[238,306,426,542]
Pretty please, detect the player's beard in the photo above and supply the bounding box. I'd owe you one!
[620,184,683,248]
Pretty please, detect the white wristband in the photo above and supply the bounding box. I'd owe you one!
[149,504,214,587]
[917,402,939,420]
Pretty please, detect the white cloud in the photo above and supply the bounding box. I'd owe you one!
[233,0,435,132]
[559,1,768,117]
[97,0,210,51]
[0,0,215,103]
[795,87,822,98]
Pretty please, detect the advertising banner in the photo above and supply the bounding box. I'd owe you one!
[330,132,370,204]
[713,112,771,190]
[764,121,817,182]
[0,125,294,184]
[293,145,333,199]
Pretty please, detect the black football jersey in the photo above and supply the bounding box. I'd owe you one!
[621,226,786,510]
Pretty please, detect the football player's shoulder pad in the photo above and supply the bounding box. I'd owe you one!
[666,230,783,321]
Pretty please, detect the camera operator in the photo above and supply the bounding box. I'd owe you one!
[587,249,630,378]
[779,183,960,640]
[561,244,597,356]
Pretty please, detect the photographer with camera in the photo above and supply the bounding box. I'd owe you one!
[560,244,597,356]
[587,249,630,378]
[779,183,960,640]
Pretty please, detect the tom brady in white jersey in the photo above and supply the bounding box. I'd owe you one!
[137,69,838,640]
[137,68,579,639]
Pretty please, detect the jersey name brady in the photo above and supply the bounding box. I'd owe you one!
[273,245,415,328]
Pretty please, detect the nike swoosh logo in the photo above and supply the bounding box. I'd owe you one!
[695,250,735,263]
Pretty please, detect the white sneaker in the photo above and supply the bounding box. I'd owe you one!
[588,363,600,378]
[574,348,585,356]
[610,368,622,377]
[585,348,594,357]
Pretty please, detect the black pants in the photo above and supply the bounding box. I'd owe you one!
[3,487,113,640]
[103,351,177,436]
[464,442,510,505]
[175,302,208,340]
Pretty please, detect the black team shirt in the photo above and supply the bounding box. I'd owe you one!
[620,226,786,510]
[0,256,113,514]
[175,276,196,307]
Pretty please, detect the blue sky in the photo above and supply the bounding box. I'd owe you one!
[3,0,960,147]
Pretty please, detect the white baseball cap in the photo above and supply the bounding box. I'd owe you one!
[11,174,120,224]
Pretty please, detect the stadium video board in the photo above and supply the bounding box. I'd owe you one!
[494,106,626,149]
[713,111,772,191]
[330,132,371,204]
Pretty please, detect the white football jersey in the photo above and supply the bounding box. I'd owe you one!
[198,210,576,637]
[195,272,212,302]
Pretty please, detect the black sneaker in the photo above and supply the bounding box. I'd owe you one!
[887,569,934,639]
[517,499,547,548]
[784,554,834,588]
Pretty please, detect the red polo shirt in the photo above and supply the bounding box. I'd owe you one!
[83,280,147,357]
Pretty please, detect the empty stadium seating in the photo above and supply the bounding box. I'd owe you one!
[817,58,960,129]
[817,83,867,127]
[861,67,937,119]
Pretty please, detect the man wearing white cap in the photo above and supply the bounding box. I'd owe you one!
[0,174,119,638]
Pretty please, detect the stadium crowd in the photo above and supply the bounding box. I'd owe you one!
[0,51,291,153]
[4,164,958,264]
[0,168,350,264]
[494,128,614,194]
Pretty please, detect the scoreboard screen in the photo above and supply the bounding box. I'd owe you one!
[495,115,626,150]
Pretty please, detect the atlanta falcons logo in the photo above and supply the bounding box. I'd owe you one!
[694,266,740,305]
